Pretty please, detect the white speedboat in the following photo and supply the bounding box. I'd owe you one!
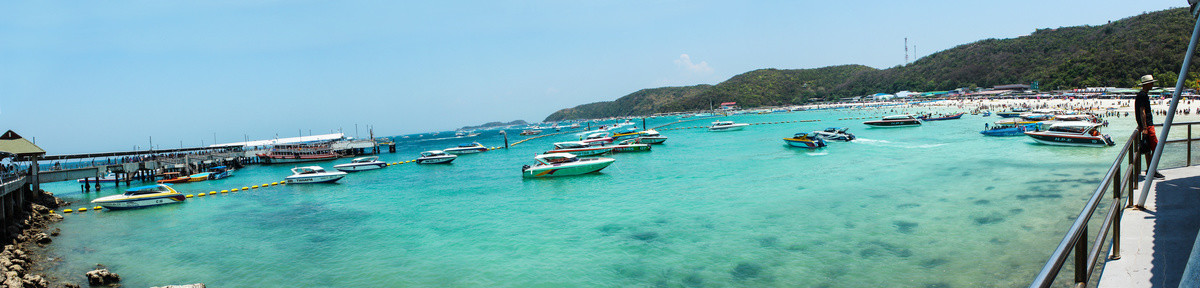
[443,142,488,154]
[1024,121,1115,147]
[610,139,652,153]
[522,153,616,178]
[547,141,613,157]
[284,166,347,184]
[581,133,614,145]
[333,156,387,172]
[416,150,457,164]
[634,130,668,144]
[863,115,921,127]
[91,184,186,210]
[709,121,749,131]
[813,127,856,141]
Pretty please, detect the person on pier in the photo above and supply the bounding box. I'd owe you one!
[1136,74,1165,181]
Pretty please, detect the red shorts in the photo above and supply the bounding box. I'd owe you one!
[1142,126,1158,153]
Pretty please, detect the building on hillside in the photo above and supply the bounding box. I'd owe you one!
[993,84,1031,91]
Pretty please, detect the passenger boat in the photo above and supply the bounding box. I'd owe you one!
[996,108,1031,118]
[581,133,614,145]
[519,130,542,136]
[284,166,347,184]
[77,172,119,183]
[1024,122,1115,147]
[634,130,668,144]
[207,166,234,180]
[522,153,616,178]
[783,132,827,148]
[91,184,186,210]
[709,121,749,131]
[812,127,855,141]
[187,172,211,182]
[416,151,457,164]
[547,141,613,156]
[257,141,340,164]
[443,142,488,154]
[918,112,964,121]
[156,172,190,184]
[610,139,652,153]
[981,121,1041,137]
[863,115,922,127]
[333,156,388,171]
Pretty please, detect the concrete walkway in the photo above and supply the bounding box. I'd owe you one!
[1098,166,1200,288]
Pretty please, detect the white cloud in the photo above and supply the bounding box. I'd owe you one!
[674,54,713,74]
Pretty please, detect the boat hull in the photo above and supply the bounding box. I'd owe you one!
[863,120,921,127]
[333,162,387,171]
[416,156,456,164]
[980,128,1029,137]
[523,158,615,178]
[635,136,667,144]
[996,112,1023,118]
[1024,132,1114,147]
[783,138,826,148]
[209,171,234,180]
[919,113,965,121]
[709,125,748,131]
[285,174,346,184]
[157,177,190,184]
[444,147,487,154]
[260,155,339,164]
[611,144,651,153]
[93,195,186,210]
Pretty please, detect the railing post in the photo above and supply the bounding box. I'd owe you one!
[1075,226,1089,284]
[1112,165,1122,260]
[1128,134,1138,208]
[1190,124,1194,166]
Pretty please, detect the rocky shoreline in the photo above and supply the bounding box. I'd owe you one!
[1,189,66,288]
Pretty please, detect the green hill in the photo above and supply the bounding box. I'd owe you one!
[545,7,1198,122]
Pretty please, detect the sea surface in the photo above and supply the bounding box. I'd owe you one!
[32,107,1182,287]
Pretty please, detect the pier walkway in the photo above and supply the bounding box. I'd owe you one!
[1096,166,1200,288]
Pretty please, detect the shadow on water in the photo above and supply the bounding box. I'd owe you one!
[1148,174,1200,287]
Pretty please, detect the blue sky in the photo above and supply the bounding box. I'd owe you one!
[0,0,1186,153]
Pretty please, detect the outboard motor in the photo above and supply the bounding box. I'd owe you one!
[1104,135,1115,146]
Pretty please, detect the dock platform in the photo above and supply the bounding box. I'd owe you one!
[1098,166,1200,288]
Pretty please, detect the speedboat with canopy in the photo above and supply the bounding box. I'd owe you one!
[522,153,615,178]
[443,142,488,154]
[91,184,186,210]
[547,141,613,157]
[709,121,749,131]
[634,130,668,144]
[416,150,457,164]
[863,115,921,127]
[812,127,855,141]
[783,132,827,148]
[1024,121,1115,147]
[284,166,348,184]
[333,156,388,171]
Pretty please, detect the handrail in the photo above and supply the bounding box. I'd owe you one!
[1029,129,1140,288]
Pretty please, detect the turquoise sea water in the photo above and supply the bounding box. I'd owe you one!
[33,107,1174,287]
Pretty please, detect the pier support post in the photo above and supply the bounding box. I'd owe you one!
[503,132,509,149]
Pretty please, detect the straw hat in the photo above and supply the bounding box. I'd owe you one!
[1140,75,1157,85]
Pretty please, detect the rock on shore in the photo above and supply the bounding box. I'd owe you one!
[84,269,119,286]
[0,189,65,288]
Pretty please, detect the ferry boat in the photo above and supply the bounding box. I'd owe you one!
[207,166,234,180]
[522,153,616,178]
[709,121,749,131]
[783,132,827,148]
[91,184,186,210]
[416,150,457,164]
[333,156,388,171]
[443,142,488,154]
[812,127,855,141]
[610,139,652,153]
[156,172,190,184]
[1024,122,1115,147]
[284,166,347,184]
[634,130,668,144]
[257,141,340,164]
[918,112,965,121]
[863,115,922,127]
[547,141,613,156]
[581,133,614,145]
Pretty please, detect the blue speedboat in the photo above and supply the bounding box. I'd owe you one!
[783,133,827,148]
[208,166,234,180]
[981,121,1042,137]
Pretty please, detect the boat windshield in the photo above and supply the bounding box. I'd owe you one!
[882,115,912,120]
[1048,125,1092,134]
[125,185,169,195]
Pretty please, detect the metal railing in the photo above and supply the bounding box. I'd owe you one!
[1031,121,1200,287]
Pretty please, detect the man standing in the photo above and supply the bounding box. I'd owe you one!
[1136,75,1165,180]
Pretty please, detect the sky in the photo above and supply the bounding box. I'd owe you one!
[0,0,1188,154]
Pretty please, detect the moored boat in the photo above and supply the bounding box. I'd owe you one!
[996,108,1030,118]
[610,139,652,153]
[708,121,749,131]
[918,112,965,121]
[634,130,668,144]
[284,166,347,184]
[91,184,186,210]
[257,141,340,164]
[333,156,388,171]
[581,133,614,145]
[156,172,190,184]
[519,130,542,136]
[783,132,827,148]
[547,141,613,156]
[416,150,457,164]
[981,121,1041,137]
[208,166,234,180]
[522,153,615,178]
[187,172,211,182]
[863,115,921,127]
[1024,121,1115,147]
[443,142,488,154]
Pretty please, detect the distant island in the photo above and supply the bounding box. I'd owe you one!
[460,120,528,130]
[544,7,1196,121]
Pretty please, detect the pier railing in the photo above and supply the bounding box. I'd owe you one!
[1031,121,1200,287]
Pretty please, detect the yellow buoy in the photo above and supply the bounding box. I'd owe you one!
[186,194,194,198]
[242,186,249,190]
[232,188,239,192]
[63,209,73,213]
[221,190,229,193]
[77,207,87,212]
[272,182,279,185]
[210,191,217,195]
[262,183,269,187]
[198,193,206,196]
[94,206,102,210]
[251,185,259,189]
